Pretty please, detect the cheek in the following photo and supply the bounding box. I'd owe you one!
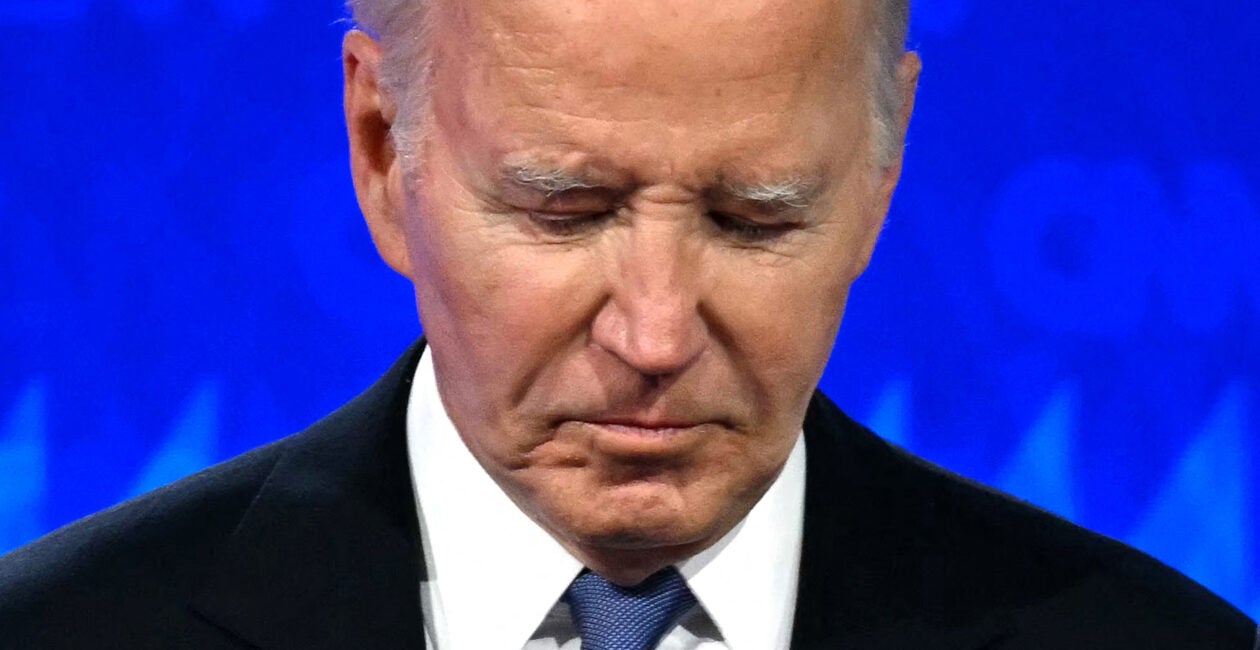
[421,239,601,352]
[405,194,609,431]
[408,168,595,339]
[708,252,851,405]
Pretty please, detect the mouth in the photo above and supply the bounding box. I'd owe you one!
[574,417,712,458]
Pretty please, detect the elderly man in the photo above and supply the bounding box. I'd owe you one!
[1,0,1255,648]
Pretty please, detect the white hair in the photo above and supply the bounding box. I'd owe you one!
[344,0,431,168]
[725,177,819,209]
[345,0,912,170]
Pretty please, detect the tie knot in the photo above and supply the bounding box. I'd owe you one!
[564,567,698,650]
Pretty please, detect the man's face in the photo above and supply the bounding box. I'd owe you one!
[349,0,915,582]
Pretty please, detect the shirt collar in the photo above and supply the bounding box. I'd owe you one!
[407,349,806,650]
[680,430,805,650]
[408,350,583,650]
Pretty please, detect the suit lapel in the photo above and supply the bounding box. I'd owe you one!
[190,340,429,650]
[790,393,1011,650]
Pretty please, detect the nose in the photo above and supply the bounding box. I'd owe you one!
[590,220,709,378]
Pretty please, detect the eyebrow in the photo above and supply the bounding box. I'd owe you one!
[504,165,602,196]
[719,176,822,210]
[502,162,823,210]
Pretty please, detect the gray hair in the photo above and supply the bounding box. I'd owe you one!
[345,0,912,170]
[868,0,913,168]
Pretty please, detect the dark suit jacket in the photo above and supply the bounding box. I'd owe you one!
[1,340,1255,649]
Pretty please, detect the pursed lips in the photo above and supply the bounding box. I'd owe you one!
[573,416,715,458]
[589,416,704,432]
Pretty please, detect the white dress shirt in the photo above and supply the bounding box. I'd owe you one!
[407,351,806,650]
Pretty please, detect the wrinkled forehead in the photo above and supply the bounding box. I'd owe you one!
[420,0,876,184]
[430,0,870,93]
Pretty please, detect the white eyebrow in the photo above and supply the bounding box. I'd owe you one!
[506,166,600,196]
[506,164,819,209]
[723,177,820,209]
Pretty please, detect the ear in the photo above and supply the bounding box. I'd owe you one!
[344,30,412,278]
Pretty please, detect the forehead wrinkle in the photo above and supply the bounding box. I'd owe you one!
[463,0,859,107]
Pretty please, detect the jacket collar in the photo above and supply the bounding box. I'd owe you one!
[190,339,429,649]
[791,392,1012,649]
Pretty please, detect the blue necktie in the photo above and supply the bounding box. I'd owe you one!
[564,567,698,650]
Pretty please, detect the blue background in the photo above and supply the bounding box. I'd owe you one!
[1,0,1256,619]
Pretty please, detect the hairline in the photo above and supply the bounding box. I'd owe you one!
[346,0,911,172]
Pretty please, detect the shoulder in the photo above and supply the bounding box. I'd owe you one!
[902,445,1253,646]
[800,393,1257,648]
[0,436,289,643]
[0,341,425,647]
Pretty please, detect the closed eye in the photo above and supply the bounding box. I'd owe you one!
[526,211,613,237]
[524,209,801,242]
[708,211,801,242]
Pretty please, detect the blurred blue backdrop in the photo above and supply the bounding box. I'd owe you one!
[1,0,1256,619]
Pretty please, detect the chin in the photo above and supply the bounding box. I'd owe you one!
[563,483,717,551]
